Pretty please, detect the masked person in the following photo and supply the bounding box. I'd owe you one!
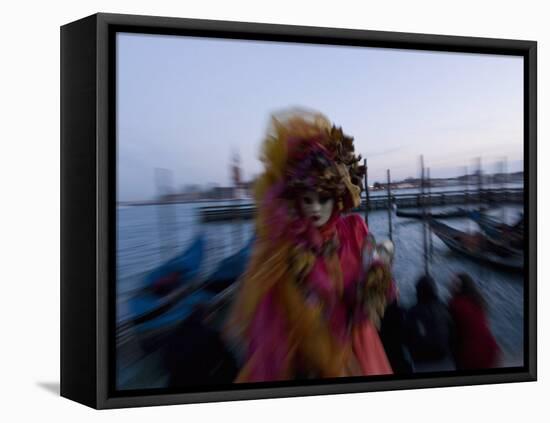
[226,109,393,382]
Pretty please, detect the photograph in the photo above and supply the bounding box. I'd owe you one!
[114,32,525,392]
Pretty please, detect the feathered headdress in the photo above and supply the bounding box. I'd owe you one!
[253,108,365,246]
[257,108,365,211]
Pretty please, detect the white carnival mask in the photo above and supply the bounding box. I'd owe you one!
[298,191,334,227]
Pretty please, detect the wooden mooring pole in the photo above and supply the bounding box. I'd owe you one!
[427,167,433,260]
[477,157,483,211]
[502,157,508,223]
[364,158,369,225]
[386,169,392,241]
[420,156,429,276]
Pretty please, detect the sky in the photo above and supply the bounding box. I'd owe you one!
[117,32,524,202]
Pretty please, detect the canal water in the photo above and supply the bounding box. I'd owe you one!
[116,200,524,387]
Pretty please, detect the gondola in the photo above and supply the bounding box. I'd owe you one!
[118,240,254,389]
[429,219,523,271]
[120,235,253,338]
[160,243,254,389]
[145,234,206,295]
[122,235,207,331]
[467,210,524,250]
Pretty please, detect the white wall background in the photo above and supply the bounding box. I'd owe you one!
[1,0,546,421]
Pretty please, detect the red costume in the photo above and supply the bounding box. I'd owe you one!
[449,294,500,369]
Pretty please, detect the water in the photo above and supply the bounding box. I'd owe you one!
[116,201,524,387]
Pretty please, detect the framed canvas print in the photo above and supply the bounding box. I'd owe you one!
[60,13,537,409]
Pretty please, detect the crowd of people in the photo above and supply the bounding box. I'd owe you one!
[380,272,501,374]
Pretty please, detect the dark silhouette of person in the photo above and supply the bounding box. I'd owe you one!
[405,275,453,364]
[164,305,238,388]
[379,298,413,374]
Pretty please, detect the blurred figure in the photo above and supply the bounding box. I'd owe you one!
[448,273,500,370]
[226,109,393,382]
[379,294,413,374]
[165,305,238,388]
[405,275,454,368]
[378,241,413,374]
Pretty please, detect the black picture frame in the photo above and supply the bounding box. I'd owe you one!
[61,12,537,409]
